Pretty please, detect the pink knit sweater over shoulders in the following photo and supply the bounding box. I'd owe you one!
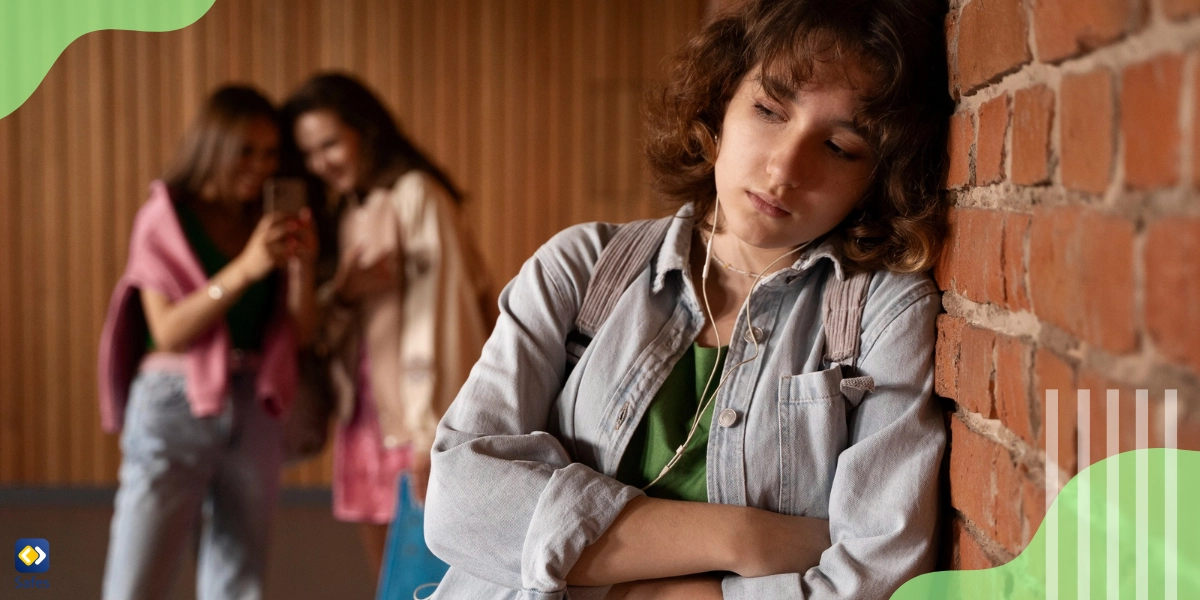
[96,181,297,433]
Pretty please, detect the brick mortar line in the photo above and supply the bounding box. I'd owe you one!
[955,510,1018,567]
[947,184,1200,219]
[1001,92,1012,188]
[1108,55,1128,208]
[956,12,1200,107]
[953,406,1048,488]
[1132,228,1149,383]
[1181,52,1197,188]
[944,292,1200,396]
[1022,0,1040,70]
[1084,346,1200,397]
[942,290,1041,338]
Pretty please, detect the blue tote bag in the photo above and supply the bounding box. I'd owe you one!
[376,473,450,600]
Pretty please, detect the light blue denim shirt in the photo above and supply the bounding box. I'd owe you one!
[425,205,945,599]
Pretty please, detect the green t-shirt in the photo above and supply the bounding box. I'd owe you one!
[615,343,727,502]
[146,202,277,351]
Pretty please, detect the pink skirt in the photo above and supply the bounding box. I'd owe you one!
[331,344,412,524]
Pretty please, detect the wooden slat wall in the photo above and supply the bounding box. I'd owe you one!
[0,0,709,486]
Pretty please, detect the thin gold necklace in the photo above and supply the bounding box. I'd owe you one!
[709,250,758,277]
[701,230,808,278]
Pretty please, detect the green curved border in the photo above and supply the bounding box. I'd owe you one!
[895,449,1198,599]
[0,0,216,120]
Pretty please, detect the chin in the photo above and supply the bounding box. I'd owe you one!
[724,208,797,248]
[334,178,355,194]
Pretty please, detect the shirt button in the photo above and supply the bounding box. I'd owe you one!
[743,326,764,343]
[717,408,739,428]
[383,435,399,449]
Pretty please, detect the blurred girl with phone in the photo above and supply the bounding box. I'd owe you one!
[97,85,317,600]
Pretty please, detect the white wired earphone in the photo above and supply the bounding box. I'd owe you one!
[641,195,807,491]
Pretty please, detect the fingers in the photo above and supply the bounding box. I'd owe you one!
[280,216,318,261]
[257,210,290,231]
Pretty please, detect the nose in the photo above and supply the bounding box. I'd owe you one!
[765,134,807,191]
[308,154,327,178]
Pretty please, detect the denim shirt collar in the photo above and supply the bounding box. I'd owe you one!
[650,203,849,294]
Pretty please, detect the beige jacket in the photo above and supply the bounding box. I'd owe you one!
[320,170,494,450]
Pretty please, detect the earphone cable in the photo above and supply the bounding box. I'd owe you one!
[642,197,806,491]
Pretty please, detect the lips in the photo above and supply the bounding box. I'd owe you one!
[747,191,790,218]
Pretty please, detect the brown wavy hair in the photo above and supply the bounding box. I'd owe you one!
[281,73,462,203]
[163,85,279,202]
[645,0,952,273]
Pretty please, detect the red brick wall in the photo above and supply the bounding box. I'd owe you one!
[938,0,1200,571]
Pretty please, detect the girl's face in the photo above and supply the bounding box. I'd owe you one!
[294,109,366,194]
[712,63,876,250]
[229,117,280,202]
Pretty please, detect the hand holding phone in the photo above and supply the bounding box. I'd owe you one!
[264,177,308,216]
[264,177,318,262]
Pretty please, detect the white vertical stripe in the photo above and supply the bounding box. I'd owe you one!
[1078,389,1091,600]
[1046,389,1058,600]
[1166,389,1178,600]
[1107,389,1120,600]
[1137,389,1149,600]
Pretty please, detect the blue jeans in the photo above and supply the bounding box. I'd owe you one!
[102,370,284,600]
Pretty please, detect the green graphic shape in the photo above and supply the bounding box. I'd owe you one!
[894,449,1199,599]
[0,0,216,120]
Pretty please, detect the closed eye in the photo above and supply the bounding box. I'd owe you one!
[753,103,784,123]
[825,140,860,161]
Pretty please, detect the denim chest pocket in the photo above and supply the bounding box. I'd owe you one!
[777,366,849,518]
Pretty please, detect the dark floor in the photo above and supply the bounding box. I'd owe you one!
[1,488,375,600]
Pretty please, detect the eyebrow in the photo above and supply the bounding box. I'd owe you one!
[752,74,867,137]
[830,119,866,137]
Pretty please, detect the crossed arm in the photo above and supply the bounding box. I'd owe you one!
[566,496,830,598]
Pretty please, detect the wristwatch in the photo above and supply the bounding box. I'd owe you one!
[207,281,228,300]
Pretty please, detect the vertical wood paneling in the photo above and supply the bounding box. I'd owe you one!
[0,110,18,482]
[42,64,69,484]
[87,32,120,483]
[0,0,708,486]
[19,86,45,483]
[65,40,90,484]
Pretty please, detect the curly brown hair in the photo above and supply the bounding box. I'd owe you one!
[645,0,952,273]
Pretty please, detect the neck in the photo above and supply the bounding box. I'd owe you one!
[699,227,805,280]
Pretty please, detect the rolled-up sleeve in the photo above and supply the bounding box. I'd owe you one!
[723,285,944,600]
[425,224,644,595]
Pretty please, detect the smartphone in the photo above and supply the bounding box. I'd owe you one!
[264,177,308,216]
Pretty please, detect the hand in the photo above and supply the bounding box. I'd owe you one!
[332,245,398,304]
[606,576,724,600]
[409,450,431,507]
[729,510,830,579]
[234,212,292,282]
[284,207,319,264]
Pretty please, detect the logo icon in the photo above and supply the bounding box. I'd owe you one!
[14,539,48,573]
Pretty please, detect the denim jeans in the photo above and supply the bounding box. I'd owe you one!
[102,370,284,600]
